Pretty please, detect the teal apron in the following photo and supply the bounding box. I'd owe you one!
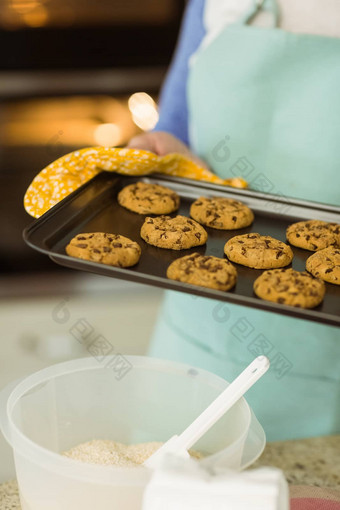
[149,0,340,441]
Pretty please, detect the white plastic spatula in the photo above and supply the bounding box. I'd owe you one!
[144,355,270,469]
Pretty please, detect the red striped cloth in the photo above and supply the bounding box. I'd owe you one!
[290,486,340,510]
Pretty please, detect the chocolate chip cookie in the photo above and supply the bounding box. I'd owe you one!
[140,215,208,250]
[224,233,293,269]
[190,196,254,230]
[167,253,237,291]
[286,220,340,251]
[306,246,340,285]
[118,181,180,215]
[66,233,141,267]
[254,268,325,308]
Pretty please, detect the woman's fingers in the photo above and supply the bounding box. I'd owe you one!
[127,131,182,155]
[127,133,158,153]
[127,131,209,169]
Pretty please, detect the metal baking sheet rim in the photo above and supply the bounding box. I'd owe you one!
[46,253,338,326]
[23,172,340,328]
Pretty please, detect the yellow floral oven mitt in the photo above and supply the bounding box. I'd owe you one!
[24,146,247,219]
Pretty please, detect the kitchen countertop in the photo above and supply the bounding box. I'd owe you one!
[1,435,339,508]
[253,434,340,488]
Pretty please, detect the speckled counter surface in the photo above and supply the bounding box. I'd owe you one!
[1,435,339,508]
[253,434,340,488]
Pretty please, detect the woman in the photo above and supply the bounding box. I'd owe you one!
[128,0,340,441]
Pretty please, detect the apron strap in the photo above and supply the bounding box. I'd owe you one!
[238,0,280,28]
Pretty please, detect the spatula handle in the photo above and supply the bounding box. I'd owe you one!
[177,356,270,451]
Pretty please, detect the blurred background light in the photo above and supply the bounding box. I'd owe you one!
[93,122,122,147]
[21,5,49,27]
[128,92,159,131]
[2,95,149,147]
[3,0,49,28]
[9,0,44,15]
[0,0,177,29]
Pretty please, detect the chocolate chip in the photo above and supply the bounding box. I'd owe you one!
[77,236,87,240]
[93,249,100,253]
[112,242,122,248]
[76,243,87,248]
[276,250,283,259]
[199,262,209,269]
[232,216,237,222]
[325,268,333,273]
[182,227,191,232]
[277,297,286,304]
[103,246,111,252]
[195,233,201,240]
[296,233,300,238]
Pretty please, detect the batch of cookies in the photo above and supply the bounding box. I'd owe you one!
[66,181,340,310]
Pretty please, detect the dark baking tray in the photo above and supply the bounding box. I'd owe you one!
[23,172,340,327]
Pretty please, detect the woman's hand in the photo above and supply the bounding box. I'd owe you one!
[127,131,209,169]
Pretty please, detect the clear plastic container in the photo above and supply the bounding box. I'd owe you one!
[0,356,265,510]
